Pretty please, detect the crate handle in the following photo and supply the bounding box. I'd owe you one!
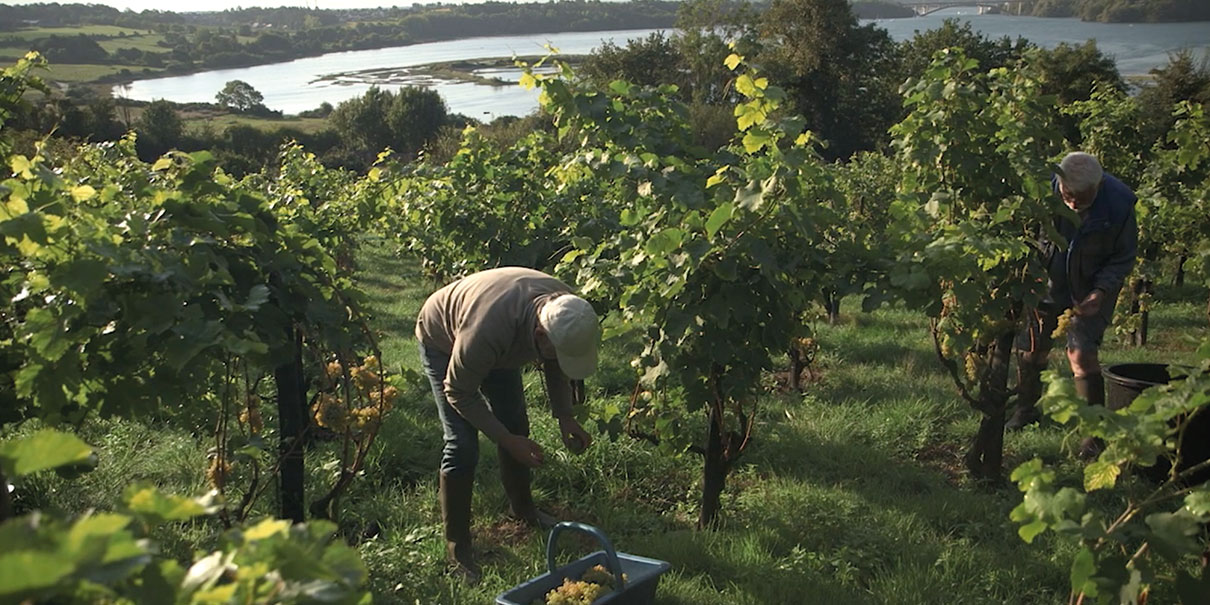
[545,521,626,590]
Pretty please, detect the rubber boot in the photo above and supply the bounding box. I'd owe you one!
[498,445,558,530]
[438,472,481,584]
[1075,373,1106,460]
[1006,357,1045,431]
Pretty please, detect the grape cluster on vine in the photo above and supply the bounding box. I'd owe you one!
[311,354,399,436]
[239,394,263,434]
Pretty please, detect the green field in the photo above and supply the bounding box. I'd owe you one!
[96,32,169,54]
[40,62,163,83]
[23,243,1206,604]
[1,25,154,40]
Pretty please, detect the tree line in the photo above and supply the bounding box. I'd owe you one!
[7,0,1208,178]
[1,1,682,75]
[1029,0,1210,22]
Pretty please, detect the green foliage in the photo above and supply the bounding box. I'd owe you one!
[896,19,1024,84]
[0,52,48,155]
[580,32,686,92]
[537,52,839,525]
[1136,50,1210,145]
[29,34,109,64]
[1011,341,1210,603]
[827,151,899,314]
[375,123,573,279]
[1067,0,1210,22]
[1066,84,1150,187]
[1032,40,1124,106]
[758,0,900,160]
[1142,101,1210,316]
[887,48,1062,479]
[0,428,93,478]
[0,431,370,604]
[2,138,353,425]
[328,86,448,165]
[890,47,1059,375]
[1,59,396,525]
[135,98,184,158]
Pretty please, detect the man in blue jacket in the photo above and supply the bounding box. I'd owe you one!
[1008,152,1139,457]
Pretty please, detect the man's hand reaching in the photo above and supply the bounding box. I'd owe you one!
[558,416,592,454]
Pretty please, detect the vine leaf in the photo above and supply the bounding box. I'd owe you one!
[706,203,734,240]
[1082,461,1120,491]
[0,429,94,478]
[1069,547,1097,598]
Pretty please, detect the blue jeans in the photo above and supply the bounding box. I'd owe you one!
[419,342,529,477]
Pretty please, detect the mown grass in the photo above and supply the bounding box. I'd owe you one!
[181,112,333,135]
[15,243,1208,604]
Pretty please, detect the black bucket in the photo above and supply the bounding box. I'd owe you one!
[1104,363,1210,485]
[1104,363,1180,410]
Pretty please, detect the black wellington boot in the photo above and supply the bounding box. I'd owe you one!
[1075,373,1106,460]
[439,472,481,584]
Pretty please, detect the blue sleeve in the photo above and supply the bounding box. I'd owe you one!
[1091,204,1137,295]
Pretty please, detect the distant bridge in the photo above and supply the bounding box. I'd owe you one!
[900,1,1032,17]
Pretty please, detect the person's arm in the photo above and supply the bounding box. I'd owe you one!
[543,360,591,453]
[1090,205,1139,298]
[542,360,575,419]
[446,339,547,466]
[444,335,510,442]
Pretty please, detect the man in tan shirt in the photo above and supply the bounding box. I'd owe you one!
[416,267,599,583]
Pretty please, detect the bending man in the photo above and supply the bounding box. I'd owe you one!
[416,267,599,582]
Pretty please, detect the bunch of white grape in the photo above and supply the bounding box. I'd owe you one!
[1051,308,1075,339]
[532,565,626,605]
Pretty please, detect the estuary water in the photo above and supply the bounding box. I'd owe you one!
[115,10,1210,118]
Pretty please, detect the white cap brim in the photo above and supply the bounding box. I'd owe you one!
[556,346,598,380]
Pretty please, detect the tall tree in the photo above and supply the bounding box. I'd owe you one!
[897,18,1024,83]
[1136,50,1210,144]
[386,86,447,160]
[759,0,900,161]
[330,86,447,167]
[215,79,267,113]
[135,99,183,159]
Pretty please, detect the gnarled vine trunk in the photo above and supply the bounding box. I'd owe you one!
[275,327,307,523]
[963,330,1017,482]
[788,346,805,391]
[698,398,728,529]
[698,364,749,529]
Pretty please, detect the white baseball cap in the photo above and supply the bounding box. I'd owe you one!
[539,294,601,380]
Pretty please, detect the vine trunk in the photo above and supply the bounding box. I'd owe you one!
[963,330,1017,482]
[275,328,308,523]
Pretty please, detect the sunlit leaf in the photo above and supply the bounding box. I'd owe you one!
[1083,461,1120,491]
[0,430,94,478]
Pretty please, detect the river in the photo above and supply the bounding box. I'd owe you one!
[115,9,1210,119]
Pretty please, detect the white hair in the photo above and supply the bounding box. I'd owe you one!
[1058,152,1104,194]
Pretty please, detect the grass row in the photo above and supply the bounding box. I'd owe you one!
[18,245,1208,604]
